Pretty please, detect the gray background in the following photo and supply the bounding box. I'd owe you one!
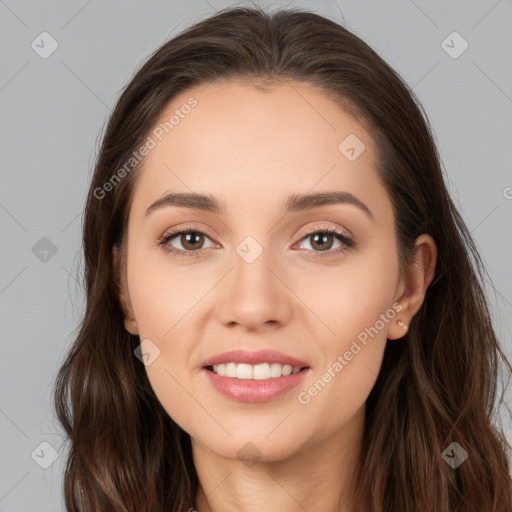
[1,0,511,509]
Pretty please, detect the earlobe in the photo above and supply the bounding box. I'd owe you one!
[124,316,139,336]
[116,280,139,335]
[387,306,409,340]
[396,319,407,330]
[389,234,437,340]
[112,246,139,335]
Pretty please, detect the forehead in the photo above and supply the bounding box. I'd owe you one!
[129,80,388,221]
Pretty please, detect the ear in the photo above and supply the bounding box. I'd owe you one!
[113,245,139,335]
[387,234,437,340]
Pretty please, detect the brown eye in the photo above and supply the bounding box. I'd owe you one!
[159,228,215,256]
[179,232,206,250]
[295,226,356,259]
[309,232,335,252]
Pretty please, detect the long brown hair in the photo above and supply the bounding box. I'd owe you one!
[52,5,512,511]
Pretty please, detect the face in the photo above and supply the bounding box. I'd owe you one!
[117,80,408,462]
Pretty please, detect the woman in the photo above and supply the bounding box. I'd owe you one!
[53,5,512,511]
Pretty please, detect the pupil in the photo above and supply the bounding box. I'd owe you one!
[312,233,332,251]
[184,232,202,249]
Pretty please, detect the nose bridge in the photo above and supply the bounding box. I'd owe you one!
[217,233,292,329]
[234,234,272,291]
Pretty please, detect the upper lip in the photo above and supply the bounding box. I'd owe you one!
[201,349,310,368]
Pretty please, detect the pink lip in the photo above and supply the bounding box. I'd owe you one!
[201,366,312,403]
[200,349,310,368]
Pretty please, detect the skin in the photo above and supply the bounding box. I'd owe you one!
[114,80,437,512]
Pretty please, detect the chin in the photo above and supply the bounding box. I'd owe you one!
[191,427,306,464]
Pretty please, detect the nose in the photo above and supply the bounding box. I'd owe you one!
[216,242,293,331]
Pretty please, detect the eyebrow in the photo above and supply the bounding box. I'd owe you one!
[144,191,374,221]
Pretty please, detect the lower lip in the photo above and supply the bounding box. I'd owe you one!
[201,367,311,403]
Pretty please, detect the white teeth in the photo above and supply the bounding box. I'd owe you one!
[211,362,303,379]
[282,365,292,376]
[254,363,270,380]
[226,362,237,377]
[269,363,282,378]
[236,363,253,379]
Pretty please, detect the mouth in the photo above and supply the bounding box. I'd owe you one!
[201,362,312,402]
[203,363,310,380]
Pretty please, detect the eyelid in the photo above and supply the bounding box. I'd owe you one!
[294,223,353,243]
[161,223,218,242]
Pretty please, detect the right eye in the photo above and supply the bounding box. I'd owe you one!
[159,228,216,257]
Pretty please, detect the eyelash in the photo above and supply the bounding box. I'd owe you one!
[157,224,356,259]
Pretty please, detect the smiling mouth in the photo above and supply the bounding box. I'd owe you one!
[204,363,310,380]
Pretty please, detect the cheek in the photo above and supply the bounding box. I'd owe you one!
[125,248,212,425]
[127,244,200,340]
[293,244,400,347]
[293,250,399,429]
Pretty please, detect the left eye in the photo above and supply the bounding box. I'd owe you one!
[296,231,346,252]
